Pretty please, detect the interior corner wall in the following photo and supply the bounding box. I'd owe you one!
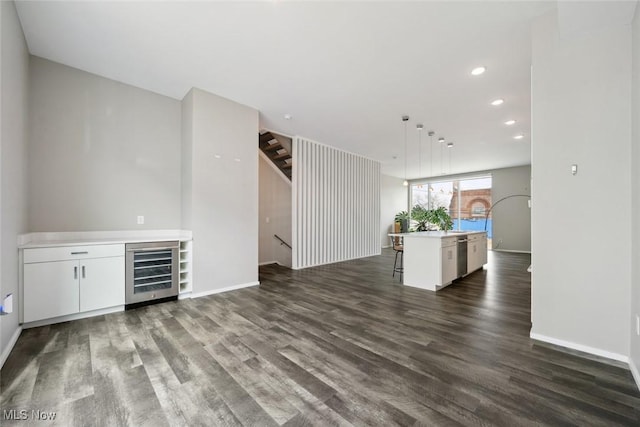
[491,165,531,252]
[259,155,292,267]
[630,4,640,384]
[380,174,407,248]
[183,88,258,295]
[181,89,193,230]
[531,11,632,359]
[1,0,28,363]
[293,137,380,269]
[28,57,182,232]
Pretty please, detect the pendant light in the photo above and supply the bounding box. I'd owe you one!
[428,130,435,177]
[402,115,409,186]
[416,124,423,178]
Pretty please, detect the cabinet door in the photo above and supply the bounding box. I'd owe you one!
[467,241,479,272]
[79,257,125,312]
[480,236,488,266]
[24,260,79,323]
[441,246,457,284]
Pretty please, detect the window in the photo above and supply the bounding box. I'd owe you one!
[410,176,492,240]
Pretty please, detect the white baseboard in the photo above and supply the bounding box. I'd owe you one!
[1,326,23,369]
[22,306,124,329]
[190,281,260,299]
[258,261,279,266]
[530,332,629,363]
[630,358,640,391]
[493,249,532,254]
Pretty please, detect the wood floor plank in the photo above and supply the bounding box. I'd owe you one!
[2,250,639,426]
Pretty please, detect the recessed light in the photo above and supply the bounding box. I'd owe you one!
[234,158,241,162]
[491,99,504,106]
[214,154,221,159]
[284,114,292,120]
[514,134,524,140]
[471,66,486,76]
[504,119,516,126]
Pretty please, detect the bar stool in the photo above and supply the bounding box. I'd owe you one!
[391,236,403,282]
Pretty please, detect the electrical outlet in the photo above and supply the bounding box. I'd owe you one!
[137,215,144,225]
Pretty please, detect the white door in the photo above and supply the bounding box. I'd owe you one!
[79,257,125,312]
[24,260,79,323]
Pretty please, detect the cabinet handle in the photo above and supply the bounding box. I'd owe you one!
[74,266,78,279]
[71,251,88,255]
[82,265,86,279]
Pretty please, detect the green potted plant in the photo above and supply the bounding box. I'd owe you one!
[410,205,453,232]
[394,211,409,233]
[429,206,454,231]
[410,205,430,231]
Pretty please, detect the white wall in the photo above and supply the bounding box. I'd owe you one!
[531,11,632,359]
[1,0,29,363]
[492,166,531,252]
[292,137,381,269]
[28,57,182,231]
[380,174,407,248]
[258,154,292,267]
[631,4,640,383]
[182,88,259,295]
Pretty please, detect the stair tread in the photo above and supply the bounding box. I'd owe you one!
[272,153,291,160]
[259,132,277,145]
[263,143,282,151]
[282,164,292,169]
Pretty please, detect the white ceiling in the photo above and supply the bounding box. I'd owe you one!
[15,0,560,179]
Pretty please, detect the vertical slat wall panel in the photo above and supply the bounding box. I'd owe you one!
[292,137,381,269]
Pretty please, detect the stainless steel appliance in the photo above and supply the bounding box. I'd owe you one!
[125,241,179,307]
[457,236,468,277]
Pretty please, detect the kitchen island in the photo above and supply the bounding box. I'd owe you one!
[389,231,488,291]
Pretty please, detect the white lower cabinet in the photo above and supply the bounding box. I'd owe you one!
[24,260,80,323]
[467,234,488,273]
[23,244,125,323]
[441,243,458,285]
[79,257,125,312]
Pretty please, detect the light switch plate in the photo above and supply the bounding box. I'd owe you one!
[137,215,144,225]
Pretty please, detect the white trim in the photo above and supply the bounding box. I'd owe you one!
[1,326,23,369]
[190,281,260,299]
[530,332,629,363]
[260,128,294,140]
[258,261,280,266]
[178,292,191,300]
[258,150,291,186]
[630,358,640,391]
[22,306,124,329]
[493,249,532,254]
[381,245,392,249]
[294,135,379,163]
[18,229,192,248]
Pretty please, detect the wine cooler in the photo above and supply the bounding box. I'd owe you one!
[125,241,179,307]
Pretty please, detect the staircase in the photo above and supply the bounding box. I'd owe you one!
[259,131,292,180]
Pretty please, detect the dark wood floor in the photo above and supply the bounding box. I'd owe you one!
[2,250,639,426]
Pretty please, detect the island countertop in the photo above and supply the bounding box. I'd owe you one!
[388,230,487,239]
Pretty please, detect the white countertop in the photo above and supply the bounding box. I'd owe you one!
[388,230,487,239]
[18,230,192,249]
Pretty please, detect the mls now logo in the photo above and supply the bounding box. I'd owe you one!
[3,409,57,421]
[3,410,28,420]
